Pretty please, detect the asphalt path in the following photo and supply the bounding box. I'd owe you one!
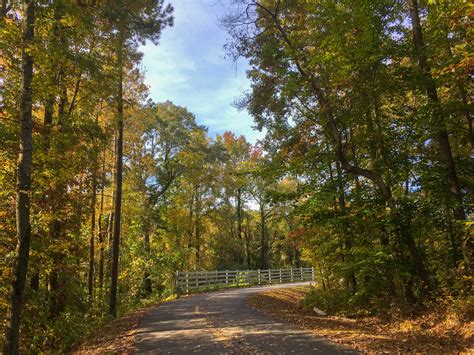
[134,282,357,354]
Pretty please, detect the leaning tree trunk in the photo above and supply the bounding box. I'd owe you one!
[407,0,465,221]
[443,38,472,147]
[3,1,35,353]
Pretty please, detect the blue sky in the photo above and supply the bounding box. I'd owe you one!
[140,0,264,143]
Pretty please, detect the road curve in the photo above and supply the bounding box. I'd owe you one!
[134,282,357,354]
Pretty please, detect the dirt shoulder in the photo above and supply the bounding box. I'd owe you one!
[246,286,473,353]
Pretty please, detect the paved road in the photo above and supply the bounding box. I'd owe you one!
[134,282,357,354]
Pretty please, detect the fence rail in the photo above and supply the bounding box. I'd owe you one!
[176,267,315,294]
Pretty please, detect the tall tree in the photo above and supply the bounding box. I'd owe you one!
[3,1,35,353]
[407,0,465,221]
[107,1,173,316]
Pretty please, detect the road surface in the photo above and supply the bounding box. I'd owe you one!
[134,282,357,354]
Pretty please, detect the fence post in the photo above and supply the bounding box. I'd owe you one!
[226,270,229,285]
[236,269,239,286]
[290,267,293,282]
[300,267,303,281]
[311,266,315,281]
[279,268,282,283]
[258,269,261,285]
[268,269,271,283]
[195,272,199,288]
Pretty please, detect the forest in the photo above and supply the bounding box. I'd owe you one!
[0,0,472,353]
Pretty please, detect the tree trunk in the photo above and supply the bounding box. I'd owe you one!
[29,96,55,292]
[29,272,39,290]
[456,83,473,148]
[142,216,152,297]
[187,186,194,250]
[294,247,301,268]
[335,161,357,293]
[109,31,124,318]
[88,167,97,303]
[49,220,63,318]
[407,0,465,220]
[48,5,69,318]
[98,173,105,291]
[259,203,267,269]
[1,0,10,19]
[195,186,201,267]
[388,199,431,289]
[107,212,114,247]
[245,215,251,269]
[237,188,243,239]
[107,134,116,249]
[3,2,35,353]
[237,188,243,264]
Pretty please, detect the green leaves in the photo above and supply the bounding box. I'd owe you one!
[223,0,473,312]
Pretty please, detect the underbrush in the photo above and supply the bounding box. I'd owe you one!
[303,288,360,316]
[12,290,167,354]
[302,285,473,344]
[303,286,473,320]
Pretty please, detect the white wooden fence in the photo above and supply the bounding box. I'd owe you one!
[176,267,315,294]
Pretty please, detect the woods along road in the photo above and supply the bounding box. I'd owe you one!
[134,282,356,354]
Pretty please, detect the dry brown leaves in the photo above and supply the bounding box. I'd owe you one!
[246,287,474,353]
[71,305,158,354]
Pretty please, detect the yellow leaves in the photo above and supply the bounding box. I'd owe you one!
[118,270,129,281]
[277,177,297,193]
[398,320,422,333]
[59,15,76,28]
[400,56,412,67]
[295,214,312,222]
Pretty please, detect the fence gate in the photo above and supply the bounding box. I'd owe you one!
[175,267,315,294]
